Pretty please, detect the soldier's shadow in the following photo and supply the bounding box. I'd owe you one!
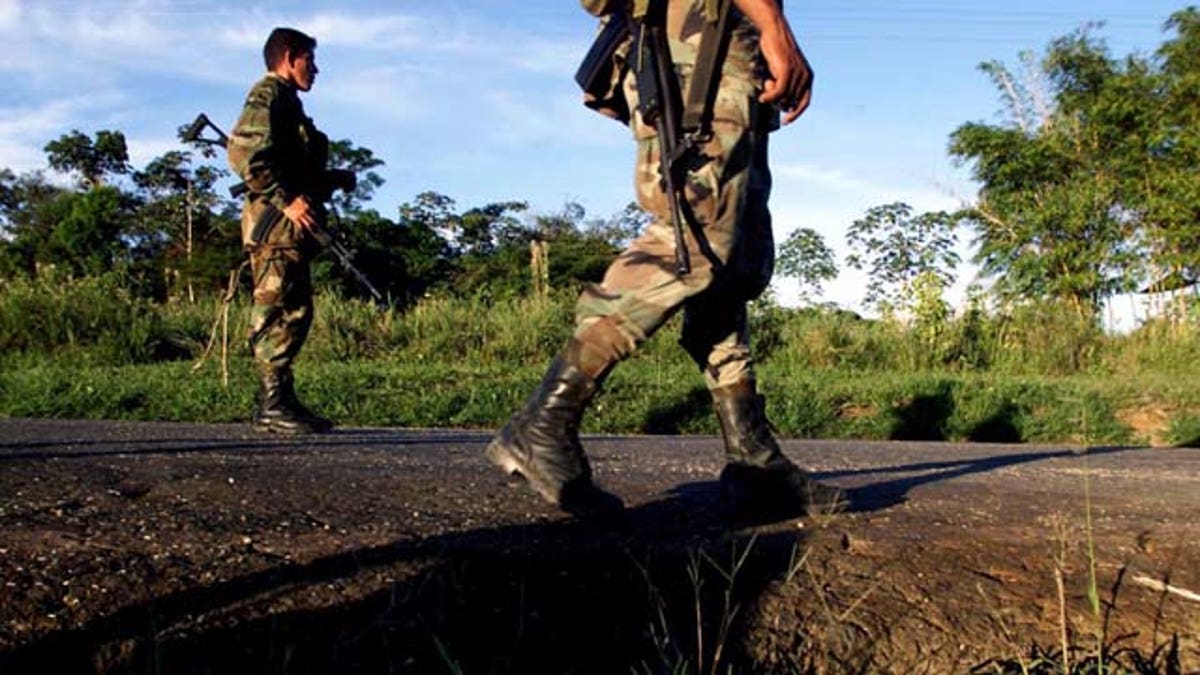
[0,482,813,675]
[823,444,1141,512]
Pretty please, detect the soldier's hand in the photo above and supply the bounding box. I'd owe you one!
[732,0,813,123]
[283,195,317,232]
[755,14,813,124]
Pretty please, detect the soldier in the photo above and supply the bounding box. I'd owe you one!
[486,0,845,517]
[228,27,354,434]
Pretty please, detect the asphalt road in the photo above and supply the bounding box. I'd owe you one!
[1,417,1197,672]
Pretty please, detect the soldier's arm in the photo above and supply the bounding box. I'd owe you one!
[732,0,812,124]
[227,85,300,212]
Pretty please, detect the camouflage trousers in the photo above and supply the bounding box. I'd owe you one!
[571,66,775,390]
[246,244,314,373]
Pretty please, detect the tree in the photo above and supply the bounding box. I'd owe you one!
[327,140,385,215]
[844,202,960,314]
[583,202,648,249]
[949,28,1153,318]
[46,186,136,277]
[44,130,131,189]
[0,170,67,276]
[1126,8,1200,306]
[776,226,838,305]
[132,150,238,300]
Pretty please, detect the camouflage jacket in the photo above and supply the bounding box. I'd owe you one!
[581,0,775,131]
[227,73,330,213]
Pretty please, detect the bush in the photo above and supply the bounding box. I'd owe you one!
[0,269,185,365]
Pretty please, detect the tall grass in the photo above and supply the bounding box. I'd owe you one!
[6,275,1200,443]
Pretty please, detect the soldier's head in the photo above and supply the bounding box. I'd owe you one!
[264,27,318,92]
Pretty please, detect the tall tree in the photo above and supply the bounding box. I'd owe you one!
[777,226,838,305]
[1130,8,1200,294]
[949,28,1148,317]
[133,150,238,299]
[44,130,131,189]
[326,140,385,215]
[844,202,959,314]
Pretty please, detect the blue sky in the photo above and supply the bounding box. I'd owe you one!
[0,0,1188,318]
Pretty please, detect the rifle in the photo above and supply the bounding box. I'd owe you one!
[630,1,733,277]
[182,113,387,307]
[632,14,691,275]
[181,113,229,149]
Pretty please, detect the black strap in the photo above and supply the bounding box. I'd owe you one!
[681,0,732,134]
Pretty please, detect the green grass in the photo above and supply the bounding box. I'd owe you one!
[5,272,1200,444]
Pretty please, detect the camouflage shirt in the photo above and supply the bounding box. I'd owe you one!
[227,73,329,212]
[581,0,775,131]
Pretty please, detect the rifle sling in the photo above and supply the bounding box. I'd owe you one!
[681,0,732,135]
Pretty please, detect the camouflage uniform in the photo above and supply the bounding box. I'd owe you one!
[486,0,844,517]
[571,0,778,390]
[227,72,330,373]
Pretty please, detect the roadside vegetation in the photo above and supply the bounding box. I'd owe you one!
[2,12,1198,675]
[3,270,1200,446]
[6,9,1200,450]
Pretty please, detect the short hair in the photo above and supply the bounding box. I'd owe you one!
[263,27,317,69]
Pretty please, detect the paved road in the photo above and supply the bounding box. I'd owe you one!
[1,418,1197,672]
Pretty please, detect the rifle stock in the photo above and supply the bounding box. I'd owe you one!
[181,113,229,148]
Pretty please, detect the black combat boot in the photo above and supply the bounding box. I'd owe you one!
[712,381,845,517]
[253,366,334,435]
[485,355,624,516]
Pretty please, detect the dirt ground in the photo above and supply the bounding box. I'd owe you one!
[0,418,1197,674]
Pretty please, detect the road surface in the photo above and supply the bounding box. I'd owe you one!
[0,418,1197,672]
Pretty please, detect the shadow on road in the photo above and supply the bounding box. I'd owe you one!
[822,445,1143,512]
[0,482,813,674]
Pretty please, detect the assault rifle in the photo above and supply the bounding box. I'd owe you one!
[631,14,692,275]
[629,0,732,277]
[181,113,387,307]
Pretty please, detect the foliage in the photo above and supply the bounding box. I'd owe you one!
[776,226,838,304]
[44,129,131,188]
[8,278,1200,446]
[844,202,960,314]
[326,139,385,214]
[951,12,1200,320]
[0,269,186,365]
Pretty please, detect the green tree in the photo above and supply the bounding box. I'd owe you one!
[327,139,385,215]
[0,170,65,276]
[1127,8,1200,299]
[777,226,838,305]
[46,186,136,277]
[844,202,960,314]
[44,129,131,189]
[132,150,239,299]
[949,28,1147,317]
[583,202,648,249]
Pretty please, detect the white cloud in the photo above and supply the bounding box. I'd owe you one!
[218,11,426,51]
[0,96,127,172]
[0,0,19,30]
[774,163,877,196]
[318,65,429,119]
[773,161,963,212]
[61,7,171,51]
[499,37,581,77]
[126,136,182,170]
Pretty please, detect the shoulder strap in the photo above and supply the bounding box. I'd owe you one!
[681,0,732,134]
